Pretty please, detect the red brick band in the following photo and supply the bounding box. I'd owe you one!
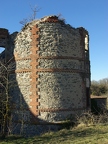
[10,69,90,74]
[37,69,86,73]
[12,56,87,61]
[38,107,86,112]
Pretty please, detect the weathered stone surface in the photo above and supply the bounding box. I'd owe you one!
[38,110,85,122]
[0,28,9,47]
[38,72,86,110]
[0,15,90,136]
[13,28,32,58]
[38,23,82,57]
[16,60,31,69]
[38,59,84,70]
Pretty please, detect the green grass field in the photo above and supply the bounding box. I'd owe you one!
[1,124,108,144]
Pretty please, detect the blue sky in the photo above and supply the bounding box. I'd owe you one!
[0,0,108,81]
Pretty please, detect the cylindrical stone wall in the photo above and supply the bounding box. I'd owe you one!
[8,16,90,135]
[36,18,87,122]
[9,25,33,129]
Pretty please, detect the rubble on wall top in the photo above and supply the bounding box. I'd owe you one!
[77,27,89,36]
[21,15,65,30]
[31,15,59,24]
[40,15,58,21]
[18,15,89,36]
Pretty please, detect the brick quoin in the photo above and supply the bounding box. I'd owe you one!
[30,25,40,116]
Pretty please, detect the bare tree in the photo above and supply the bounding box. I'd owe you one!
[0,57,16,138]
[0,60,10,138]
[20,5,40,26]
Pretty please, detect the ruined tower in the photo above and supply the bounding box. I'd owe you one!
[0,16,90,136]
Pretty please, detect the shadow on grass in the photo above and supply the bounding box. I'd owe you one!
[33,125,108,142]
[0,125,108,143]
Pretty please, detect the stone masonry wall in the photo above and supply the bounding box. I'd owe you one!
[1,16,90,135]
[9,26,32,124]
[10,16,89,124]
[38,23,82,57]
[0,28,9,48]
[35,17,88,122]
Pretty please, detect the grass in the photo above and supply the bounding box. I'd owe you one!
[1,124,108,144]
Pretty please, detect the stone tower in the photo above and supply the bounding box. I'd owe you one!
[0,16,90,136]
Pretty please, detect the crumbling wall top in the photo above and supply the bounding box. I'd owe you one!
[0,28,9,38]
[0,28,9,47]
[21,15,66,31]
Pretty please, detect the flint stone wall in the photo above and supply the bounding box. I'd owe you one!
[2,16,90,136]
[38,23,82,57]
[36,22,87,121]
[9,26,32,124]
